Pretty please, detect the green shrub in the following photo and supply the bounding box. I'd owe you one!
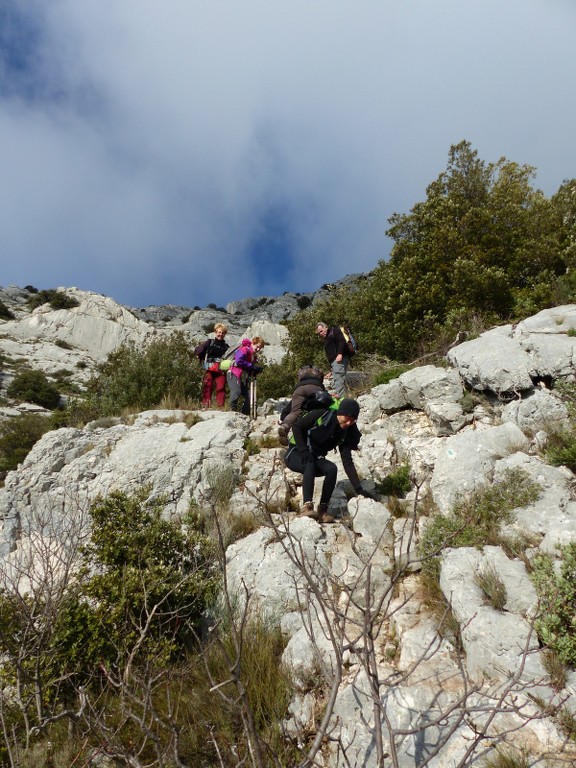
[54,338,73,349]
[7,368,61,409]
[377,464,412,497]
[26,289,79,310]
[85,331,203,417]
[256,356,300,402]
[0,413,53,472]
[51,489,218,677]
[531,543,576,667]
[371,366,411,387]
[0,299,14,319]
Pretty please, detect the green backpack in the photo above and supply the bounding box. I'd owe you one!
[218,343,242,372]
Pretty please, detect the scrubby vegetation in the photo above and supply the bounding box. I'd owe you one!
[285,141,576,370]
[0,486,293,767]
[531,543,576,667]
[26,289,80,311]
[419,468,541,612]
[79,331,203,417]
[0,299,15,319]
[544,380,576,472]
[0,412,53,473]
[6,369,61,409]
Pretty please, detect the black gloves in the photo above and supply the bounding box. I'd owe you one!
[355,486,378,500]
[252,365,264,374]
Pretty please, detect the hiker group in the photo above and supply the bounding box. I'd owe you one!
[195,323,264,415]
[195,320,375,522]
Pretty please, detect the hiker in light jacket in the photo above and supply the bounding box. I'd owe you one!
[284,397,377,523]
[197,323,229,408]
[227,336,265,415]
[315,322,349,398]
[277,365,325,446]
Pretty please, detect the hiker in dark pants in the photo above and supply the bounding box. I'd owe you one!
[315,322,349,398]
[284,398,376,523]
[227,336,265,415]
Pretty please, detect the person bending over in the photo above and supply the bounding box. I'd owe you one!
[284,397,376,523]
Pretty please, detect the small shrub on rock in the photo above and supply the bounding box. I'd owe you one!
[7,369,61,409]
[0,300,14,320]
[26,289,79,310]
[0,413,52,472]
[531,542,576,667]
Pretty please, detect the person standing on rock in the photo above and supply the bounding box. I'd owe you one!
[315,322,349,398]
[284,397,377,523]
[196,323,229,408]
[227,336,265,415]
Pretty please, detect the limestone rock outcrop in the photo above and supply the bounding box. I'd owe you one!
[2,288,576,765]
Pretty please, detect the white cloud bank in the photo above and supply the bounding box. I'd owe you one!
[1,0,575,307]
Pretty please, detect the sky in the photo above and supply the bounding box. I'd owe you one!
[1,1,576,310]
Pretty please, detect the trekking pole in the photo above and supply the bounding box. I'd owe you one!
[250,376,257,419]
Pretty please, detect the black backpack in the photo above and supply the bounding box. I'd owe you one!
[281,389,334,421]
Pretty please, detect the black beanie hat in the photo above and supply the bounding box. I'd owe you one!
[337,398,360,420]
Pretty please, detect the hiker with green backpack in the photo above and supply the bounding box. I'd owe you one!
[284,397,377,523]
[277,365,326,446]
[315,322,357,398]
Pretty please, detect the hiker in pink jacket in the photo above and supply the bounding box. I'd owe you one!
[226,336,265,414]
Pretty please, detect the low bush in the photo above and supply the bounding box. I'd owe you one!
[85,331,203,417]
[0,299,14,319]
[257,356,300,402]
[531,542,576,667]
[371,365,411,387]
[7,368,61,409]
[26,289,79,310]
[0,413,53,472]
[377,464,412,497]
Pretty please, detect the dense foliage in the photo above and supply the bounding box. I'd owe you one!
[7,368,61,409]
[0,412,53,472]
[286,142,576,366]
[0,299,14,319]
[53,489,217,673]
[26,289,80,311]
[86,330,203,415]
[0,489,218,764]
[532,544,576,666]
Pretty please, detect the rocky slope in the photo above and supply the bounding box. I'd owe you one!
[1,285,576,766]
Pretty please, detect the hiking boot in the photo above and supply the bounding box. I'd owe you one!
[277,425,289,446]
[318,502,336,524]
[299,501,318,520]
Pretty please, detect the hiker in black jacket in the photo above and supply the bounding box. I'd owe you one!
[197,323,229,408]
[277,365,325,446]
[284,398,376,523]
[315,322,349,398]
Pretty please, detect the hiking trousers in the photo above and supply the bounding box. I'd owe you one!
[227,371,250,415]
[202,370,226,407]
[284,447,338,505]
[331,358,349,398]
